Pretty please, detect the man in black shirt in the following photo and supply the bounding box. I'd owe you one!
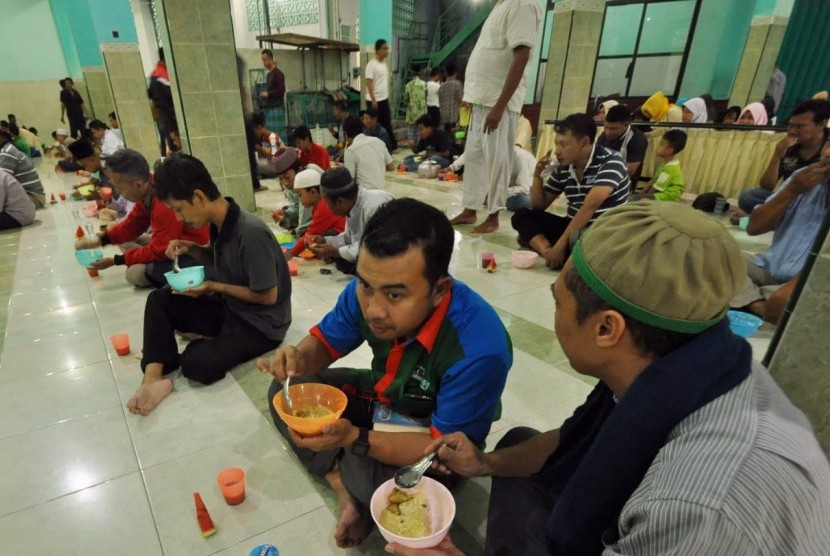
[735,99,830,215]
[148,52,178,156]
[595,105,648,188]
[127,154,291,416]
[402,115,453,171]
[59,78,88,139]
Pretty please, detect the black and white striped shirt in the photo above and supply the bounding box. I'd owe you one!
[606,363,830,555]
[544,143,629,223]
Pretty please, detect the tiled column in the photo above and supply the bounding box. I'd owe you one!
[101,44,162,164]
[155,0,255,212]
[539,0,604,123]
[82,67,116,121]
[729,15,789,109]
[768,225,830,456]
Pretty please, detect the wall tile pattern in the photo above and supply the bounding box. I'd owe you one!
[101,45,161,165]
[158,0,255,211]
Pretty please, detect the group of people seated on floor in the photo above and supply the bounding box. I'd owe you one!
[1,73,823,551]
[0,114,47,229]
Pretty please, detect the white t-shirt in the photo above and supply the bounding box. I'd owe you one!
[427,81,441,107]
[343,134,393,190]
[365,58,389,102]
[464,0,541,113]
[101,129,125,158]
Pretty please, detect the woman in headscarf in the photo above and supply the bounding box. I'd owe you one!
[737,102,769,126]
[641,91,669,121]
[596,100,619,121]
[681,97,708,124]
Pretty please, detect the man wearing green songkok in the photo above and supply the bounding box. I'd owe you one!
[387,202,830,556]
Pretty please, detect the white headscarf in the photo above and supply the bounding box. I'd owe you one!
[682,98,708,124]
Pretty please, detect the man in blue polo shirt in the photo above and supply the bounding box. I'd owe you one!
[512,113,630,270]
[259,198,512,549]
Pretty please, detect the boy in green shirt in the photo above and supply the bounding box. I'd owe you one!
[638,129,687,202]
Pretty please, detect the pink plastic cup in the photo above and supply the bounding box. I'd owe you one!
[216,467,246,505]
[110,334,130,356]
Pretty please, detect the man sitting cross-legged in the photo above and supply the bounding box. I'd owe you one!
[74,149,209,287]
[128,154,291,416]
[260,198,513,548]
[388,202,830,556]
[511,113,630,270]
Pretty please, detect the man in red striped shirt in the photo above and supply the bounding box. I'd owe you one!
[74,149,209,287]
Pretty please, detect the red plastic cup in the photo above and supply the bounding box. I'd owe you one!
[481,252,495,268]
[288,260,298,276]
[101,187,113,201]
[87,268,99,278]
[110,334,130,356]
[216,467,246,505]
[59,192,67,201]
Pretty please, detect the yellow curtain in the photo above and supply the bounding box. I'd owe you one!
[536,125,786,199]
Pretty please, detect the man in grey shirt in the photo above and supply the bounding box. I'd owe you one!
[0,172,35,229]
[126,154,291,417]
[391,202,830,556]
[308,167,393,275]
[0,130,45,208]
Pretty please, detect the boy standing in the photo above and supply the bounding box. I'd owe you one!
[127,154,291,416]
[636,130,687,202]
[286,168,346,259]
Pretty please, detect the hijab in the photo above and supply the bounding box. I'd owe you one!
[600,100,619,114]
[641,91,669,121]
[682,97,708,123]
[741,102,769,126]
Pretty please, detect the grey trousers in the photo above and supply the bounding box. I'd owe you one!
[731,252,785,308]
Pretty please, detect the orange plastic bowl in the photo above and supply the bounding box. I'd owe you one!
[272,383,348,437]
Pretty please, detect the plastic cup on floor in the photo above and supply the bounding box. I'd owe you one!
[110,334,131,356]
[739,216,750,231]
[481,252,495,269]
[87,268,99,278]
[217,467,246,505]
[288,260,298,276]
[59,192,66,201]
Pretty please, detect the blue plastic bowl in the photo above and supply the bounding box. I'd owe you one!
[280,241,296,250]
[727,310,763,338]
[164,266,205,292]
[75,248,104,268]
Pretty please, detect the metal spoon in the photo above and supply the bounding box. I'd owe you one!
[394,445,443,489]
[282,375,294,416]
[172,253,182,273]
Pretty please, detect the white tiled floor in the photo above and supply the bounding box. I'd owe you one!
[0,160,773,555]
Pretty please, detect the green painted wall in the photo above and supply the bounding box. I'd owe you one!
[87,0,139,43]
[0,0,69,80]
[679,0,756,99]
[64,0,104,67]
[358,0,392,46]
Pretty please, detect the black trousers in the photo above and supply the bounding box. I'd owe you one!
[0,213,22,230]
[376,99,397,151]
[486,427,556,556]
[68,112,86,139]
[57,158,83,172]
[268,371,457,507]
[141,287,279,384]
[512,209,572,246]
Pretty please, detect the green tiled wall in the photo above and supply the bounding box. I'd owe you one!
[82,68,115,120]
[769,227,830,456]
[157,0,255,212]
[101,45,161,165]
[748,21,788,104]
[540,2,604,124]
[729,17,788,109]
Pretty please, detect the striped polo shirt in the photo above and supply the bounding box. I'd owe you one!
[0,143,45,199]
[310,279,512,445]
[608,362,830,554]
[544,143,629,223]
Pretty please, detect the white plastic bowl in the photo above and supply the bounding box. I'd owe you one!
[510,250,539,269]
[370,477,456,549]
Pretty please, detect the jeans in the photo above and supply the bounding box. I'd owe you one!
[505,193,531,212]
[141,288,279,384]
[738,187,772,213]
[403,154,451,173]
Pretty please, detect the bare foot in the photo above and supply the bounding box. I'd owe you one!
[334,494,373,548]
[126,378,173,416]
[449,209,477,225]
[326,468,373,548]
[472,213,500,234]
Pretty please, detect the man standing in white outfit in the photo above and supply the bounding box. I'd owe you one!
[364,39,397,151]
[450,0,541,233]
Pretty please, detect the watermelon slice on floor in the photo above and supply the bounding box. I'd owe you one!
[194,492,216,538]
